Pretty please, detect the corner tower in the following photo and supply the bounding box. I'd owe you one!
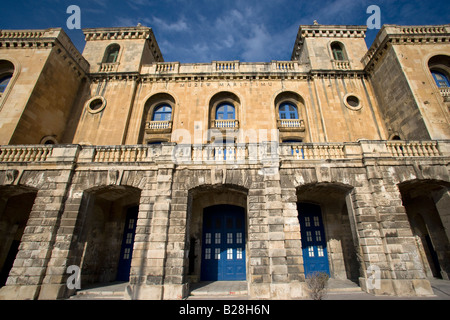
[82,26,163,74]
[291,24,368,71]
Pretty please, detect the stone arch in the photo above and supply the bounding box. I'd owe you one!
[427,54,450,88]
[0,58,21,112]
[274,91,308,142]
[398,179,450,279]
[296,182,361,283]
[185,183,249,283]
[139,92,177,144]
[0,185,38,287]
[67,184,142,287]
[207,91,242,142]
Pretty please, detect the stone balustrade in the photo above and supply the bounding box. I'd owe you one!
[146,121,172,130]
[92,146,149,163]
[212,119,239,129]
[0,140,448,165]
[440,87,450,97]
[287,143,346,160]
[141,60,310,75]
[386,141,441,157]
[278,119,305,131]
[98,62,119,73]
[333,60,351,70]
[214,61,239,72]
[0,146,53,162]
[155,62,180,73]
[274,61,297,71]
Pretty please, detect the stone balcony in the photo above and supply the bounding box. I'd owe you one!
[277,119,306,131]
[440,87,450,102]
[98,62,119,73]
[0,140,448,167]
[145,120,173,133]
[211,119,240,129]
[332,60,351,70]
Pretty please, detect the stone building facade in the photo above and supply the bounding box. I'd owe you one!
[0,23,449,300]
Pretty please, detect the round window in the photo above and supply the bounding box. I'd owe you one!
[89,99,103,110]
[343,94,362,110]
[86,96,107,113]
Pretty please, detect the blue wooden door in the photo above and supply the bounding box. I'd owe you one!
[298,203,330,276]
[117,207,138,281]
[201,205,246,281]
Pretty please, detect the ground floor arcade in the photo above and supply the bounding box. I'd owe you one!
[0,142,449,300]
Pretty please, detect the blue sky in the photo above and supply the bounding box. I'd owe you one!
[0,0,449,63]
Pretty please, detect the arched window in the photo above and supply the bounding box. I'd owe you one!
[152,105,172,121]
[279,103,299,120]
[216,103,235,120]
[431,70,450,88]
[103,44,120,63]
[0,74,12,93]
[331,42,346,61]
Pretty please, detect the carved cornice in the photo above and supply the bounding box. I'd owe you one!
[88,69,367,83]
[0,29,56,49]
[298,25,367,39]
[83,27,153,41]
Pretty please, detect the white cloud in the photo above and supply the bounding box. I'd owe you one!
[151,16,188,32]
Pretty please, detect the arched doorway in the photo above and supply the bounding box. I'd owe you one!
[73,186,141,286]
[297,183,360,282]
[187,185,248,284]
[0,186,37,287]
[399,180,450,280]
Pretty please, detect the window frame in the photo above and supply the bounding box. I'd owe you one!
[330,42,347,61]
[431,69,450,88]
[0,74,13,93]
[152,104,173,122]
[215,103,236,120]
[103,44,121,64]
[278,102,299,120]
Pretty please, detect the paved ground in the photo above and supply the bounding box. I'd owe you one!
[67,278,450,300]
[186,278,450,300]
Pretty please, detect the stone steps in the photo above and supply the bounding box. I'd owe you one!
[325,279,362,293]
[67,282,127,300]
[69,291,124,300]
[188,281,248,299]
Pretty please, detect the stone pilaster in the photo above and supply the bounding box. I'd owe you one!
[358,163,433,296]
[0,168,75,300]
[128,160,175,300]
